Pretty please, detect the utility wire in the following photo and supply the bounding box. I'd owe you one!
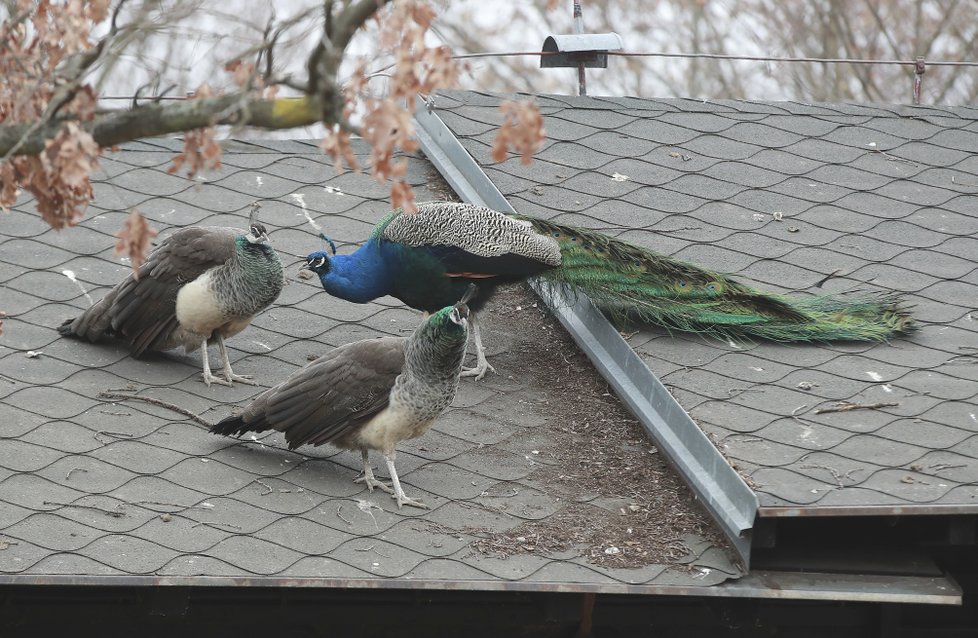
[453,50,978,68]
[96,49,978,102]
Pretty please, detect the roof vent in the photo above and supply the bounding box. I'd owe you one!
[540,32,623,69]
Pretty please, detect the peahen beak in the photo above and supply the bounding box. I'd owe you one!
[246,225,269,244]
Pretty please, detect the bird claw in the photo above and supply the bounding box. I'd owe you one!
[201,369,255,387]
[461,360,495,380]
[394,493,429,510]
[355,474,393,494]
[201,370,233,387]
[224,372,257,386]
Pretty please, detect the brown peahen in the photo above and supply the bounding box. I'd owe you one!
[59,222,283,386]
[211,290,473,509]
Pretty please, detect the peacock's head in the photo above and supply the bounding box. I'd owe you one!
[302,251,333,276]
[245,223,270,244]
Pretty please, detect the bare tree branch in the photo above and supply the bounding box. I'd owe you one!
[0,95,320,157]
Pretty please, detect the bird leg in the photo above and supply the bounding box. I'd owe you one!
[383,450,428,510]
[460,312,495,380]
[199,339,232,387]
[215,334,257,386]
[354,449,393,494]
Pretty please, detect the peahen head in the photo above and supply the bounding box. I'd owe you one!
[245,223,270,244]
[422,284,475,340]
[421,299,470,346]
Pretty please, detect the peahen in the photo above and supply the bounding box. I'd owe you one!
[59,222,284,387]
[303,202,914,379]
[211,287,473,509]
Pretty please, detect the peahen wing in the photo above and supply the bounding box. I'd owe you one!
[248,337,407,450]
[109,226,238,355]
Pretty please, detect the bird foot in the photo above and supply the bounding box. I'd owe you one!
[393,492,429,510]
[354,474,393,494]
[223,371,257,386]
[201,369,256,387]
[461,359,495,380]
[201,369,233,387]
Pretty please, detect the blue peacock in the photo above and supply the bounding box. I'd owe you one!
[303,202,914,378]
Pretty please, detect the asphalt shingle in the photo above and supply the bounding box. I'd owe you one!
[433,89,978,514]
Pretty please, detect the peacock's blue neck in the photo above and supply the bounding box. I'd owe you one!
[319,240,392,304]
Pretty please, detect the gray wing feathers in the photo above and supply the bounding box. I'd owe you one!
[62,227,237,355]
[381,201,562,266]
[249,337,406,449]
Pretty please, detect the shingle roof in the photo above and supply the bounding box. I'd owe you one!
[0,138,736,590]
[433,90,978,514]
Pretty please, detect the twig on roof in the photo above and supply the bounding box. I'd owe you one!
[814,401,899,414]
[43,500,125,518]
[98,391,211,427]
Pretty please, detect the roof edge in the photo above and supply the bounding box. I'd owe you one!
[413,94,759,566]
[0,572,959,604]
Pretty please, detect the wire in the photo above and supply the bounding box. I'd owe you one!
[94,49,977,103]
[607,51,978,68]
[452,49,978,68]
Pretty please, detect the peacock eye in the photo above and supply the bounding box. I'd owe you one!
[309,256,326,269]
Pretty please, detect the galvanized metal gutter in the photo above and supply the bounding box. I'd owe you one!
[413,95,759,565]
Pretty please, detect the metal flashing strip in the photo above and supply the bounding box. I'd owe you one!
[414,95,759,565]
[759,504,978,518]
[0,571,960,604]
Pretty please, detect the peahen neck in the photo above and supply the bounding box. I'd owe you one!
[319,240,392,304]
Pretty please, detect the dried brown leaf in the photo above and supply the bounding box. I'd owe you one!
[320,127,360,175]
[225,60,258,89]
[361,98,417,182]
[492,100,546,165]
[167,85,222,178]
[168,126,222,177]
[22,122,101,229]
[114,210,158,274]
[0,162,18,211]
[390,180,417,214]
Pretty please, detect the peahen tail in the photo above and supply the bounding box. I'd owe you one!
[210,413,267,438]
[522,216,915,342]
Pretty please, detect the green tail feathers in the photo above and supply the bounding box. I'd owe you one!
[522,216,915,343]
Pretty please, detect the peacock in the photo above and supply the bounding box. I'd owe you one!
[59,222,284,387]
[303,202,915,379]
[211,287,474,509]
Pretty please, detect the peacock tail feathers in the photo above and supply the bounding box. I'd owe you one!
[520,215,915,343]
